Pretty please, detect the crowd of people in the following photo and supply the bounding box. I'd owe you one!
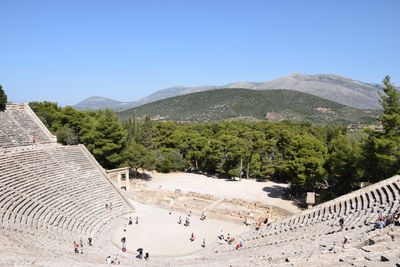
[374,208,400,229]
[119,216,150,261]
[72,205,252,265]
[72,237,93,255]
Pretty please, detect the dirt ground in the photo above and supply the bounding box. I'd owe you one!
[132,172,301,214]
[112,200,248,257]
[113,172,303,256]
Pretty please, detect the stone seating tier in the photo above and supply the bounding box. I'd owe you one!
[0,104,56,148]
[0,145,133,239]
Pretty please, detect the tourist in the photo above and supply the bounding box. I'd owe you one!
[201,210,207,220]
[109,203,113,210]
[256,221,262,230]
[343,236,350,248]
[169,208,172,215]
[80,247,84,254]
[79,238,83,247]
[106,203,109,210]
[144,252,150,261]
[106,256,112,264]
[375,218,386,229]
[135,216,139,224]
[88,237,93,246]
[112,257,120,265]
[339,218,344,231]
[236,243,240,250]
[228,236,235,244]
[123,224,127,232]
[121,237,126,244]
[138,250,143,259]
[226,233,230,242]
[190,232,195,241]
[73,241,79,253]
[202,238,206,248]
[122,244,126,252]
[128,216,133,225]
[178,216,182,224]
[394,210,400,226]
[188,210,192,217]
[219,230,225,240]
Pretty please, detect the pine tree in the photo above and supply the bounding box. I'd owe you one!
[361,75,400,182]
[80,109,127,169]
[0,85,7,111]
[380,75,400,137]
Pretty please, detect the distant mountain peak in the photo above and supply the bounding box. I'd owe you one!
[73,73,393,111]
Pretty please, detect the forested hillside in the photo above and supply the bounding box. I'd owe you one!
[26,76,399,203]
[119,89,380,125]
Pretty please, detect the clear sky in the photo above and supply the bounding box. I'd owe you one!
[1,0,399,106]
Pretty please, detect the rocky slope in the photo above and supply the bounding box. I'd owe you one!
[74,73,393,110]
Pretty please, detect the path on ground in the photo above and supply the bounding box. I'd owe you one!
[143,172,301,214]
[112,200,248,257]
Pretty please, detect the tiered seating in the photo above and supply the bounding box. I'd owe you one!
[0,228,138,266]
[184,175,400,266]
[1,103,399,266]
[0,145,133,239]
[0,104,138,266]
[0,104,54,147]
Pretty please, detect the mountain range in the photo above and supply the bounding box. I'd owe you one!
[119,89,380,125]
[73,73,392,111]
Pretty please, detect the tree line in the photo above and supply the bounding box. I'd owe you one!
[25,76,399,202]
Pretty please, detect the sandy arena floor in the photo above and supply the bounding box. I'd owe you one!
[143,172,301,214]
[112,172,301,257]
[112,200,248,257]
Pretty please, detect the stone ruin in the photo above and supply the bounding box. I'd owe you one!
[0,103,398,266]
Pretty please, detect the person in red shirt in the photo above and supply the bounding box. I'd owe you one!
[73,241,79,253]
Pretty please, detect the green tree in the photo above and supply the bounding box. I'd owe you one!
[380,75,400,136]
[156,148,188,173]
[80,109,127,169]
[361,76,400,182]
[136,115,154,148]
[29,102,62,132]
[56,124,79,145]
[121,139,157,172]
[281,134,328,191]
[360,133,400,183]
[325,133,361,198]
[242,130,267,179]
[0,85,7,111]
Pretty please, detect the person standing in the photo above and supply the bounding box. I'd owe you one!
[190,232,195,241]
[339,218,344,231]
[73,241,79,253]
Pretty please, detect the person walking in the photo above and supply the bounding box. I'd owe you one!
[190,232,195,241]
[73,241,79,253]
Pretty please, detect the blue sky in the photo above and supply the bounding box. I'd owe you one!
[1,0,399,106]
